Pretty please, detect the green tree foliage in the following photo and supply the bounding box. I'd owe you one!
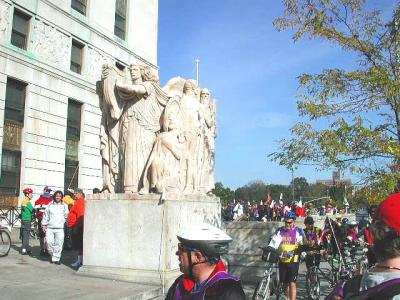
[211,182,235,207]
[235,180,268,203]
[291,176,309,199]
[270,0,400,201]
[268,184,291,202]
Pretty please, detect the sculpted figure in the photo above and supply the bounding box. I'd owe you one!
[140,97,186,194]
[99,64,127,193]
[206,97,217,192]
[100,64,168,193]
[116,65,168,193]
[198,88,216,193]
[99,67,216,195]
[180,80,201,194]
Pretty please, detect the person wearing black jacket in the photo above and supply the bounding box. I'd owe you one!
[165,223,245,300]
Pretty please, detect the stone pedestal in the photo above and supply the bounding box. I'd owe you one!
[79,193,221,288]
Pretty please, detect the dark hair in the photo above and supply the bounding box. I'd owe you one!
[370,220,400,261]
[52,190,64,201]
[304,216,314,225]
[93,188,101,194]
[76,188,85,197]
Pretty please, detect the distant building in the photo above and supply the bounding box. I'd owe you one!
[0,0,158,206]
[316,171,352,186]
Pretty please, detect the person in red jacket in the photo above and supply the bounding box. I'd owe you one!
[67,188,85,269]
[35,186,53,256]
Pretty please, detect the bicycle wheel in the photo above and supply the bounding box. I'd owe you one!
[275,282,287,300]
[306,268,320,300]
[253,274,272,300]
[326,270,334,288]
[0,230,11,257]
[357,260,368,275]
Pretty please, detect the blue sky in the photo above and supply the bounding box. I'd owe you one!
[157,1,396,190]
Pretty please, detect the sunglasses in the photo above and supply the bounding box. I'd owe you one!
[285,221,294,224]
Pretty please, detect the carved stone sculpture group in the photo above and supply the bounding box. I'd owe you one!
[99,64,216,195]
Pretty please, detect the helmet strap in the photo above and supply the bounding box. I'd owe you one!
[187,249,195,279]
[187,251,210,278]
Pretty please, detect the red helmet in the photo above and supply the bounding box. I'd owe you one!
[376,192,400,233]
[23,187,33,194]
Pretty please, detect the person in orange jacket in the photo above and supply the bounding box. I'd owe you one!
[67,188,85,269]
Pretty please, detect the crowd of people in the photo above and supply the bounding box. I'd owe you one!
[254,192,400,300]
[165,192,400,299]
[20,185,92,268]
[222,199,311,222]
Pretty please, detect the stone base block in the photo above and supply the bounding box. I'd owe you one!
[81,193,221,288]
[223,221,281,283]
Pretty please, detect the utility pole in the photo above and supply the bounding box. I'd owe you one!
[291,168,294,202]
[196,58,200,86]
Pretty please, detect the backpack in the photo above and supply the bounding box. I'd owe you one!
[344,275,400,300]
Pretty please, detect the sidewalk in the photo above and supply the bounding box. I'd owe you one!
[0,229,162,300]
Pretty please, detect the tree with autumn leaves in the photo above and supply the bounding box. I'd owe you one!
[270,0,400,203]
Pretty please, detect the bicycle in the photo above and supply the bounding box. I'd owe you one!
[30,216,40,240]
[0,213,11,257]
[304,251,322,300]
[253,246,286,300]
[303,250,342,300]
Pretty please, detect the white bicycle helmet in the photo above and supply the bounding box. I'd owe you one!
[348,220,358,226]
[177,223,232,258]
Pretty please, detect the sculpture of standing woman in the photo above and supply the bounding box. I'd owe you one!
[101,64,168,193]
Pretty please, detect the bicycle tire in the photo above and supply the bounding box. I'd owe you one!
[274,270,287,300]
[275,282,287,300]
[253,274,272,300]
[0,230,11,257]
[30,228,39,240]
[306,268,320,300]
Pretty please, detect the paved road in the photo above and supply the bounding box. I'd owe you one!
[0,229,161,300]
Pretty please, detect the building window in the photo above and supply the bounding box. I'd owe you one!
[0,150,21,195]
[0,78,26,196]
[64,159,79,191]
[66,100,81,142]
[70,40,83,74]
[71,0,87,15]
[114,0,127,40]
[64,100,81,190]
[4,78,26,124]
[11,9,30,50]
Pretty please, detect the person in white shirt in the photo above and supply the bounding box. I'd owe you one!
[233,202,244,221]
[42,190,69,264]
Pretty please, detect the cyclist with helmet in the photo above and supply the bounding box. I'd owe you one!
[21,187,35,255]
[165,223,245,300]
[303,216,322,268]
[327,192,400,299]
[268,211,304,300]
[346,220,359,242]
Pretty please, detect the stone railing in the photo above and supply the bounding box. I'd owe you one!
[223,221,280,283]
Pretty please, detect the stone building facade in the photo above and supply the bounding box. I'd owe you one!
[0,0,158,206]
